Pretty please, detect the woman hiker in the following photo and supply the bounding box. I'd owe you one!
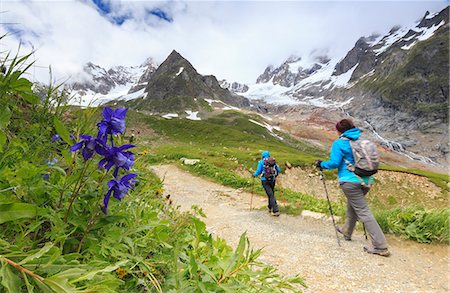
[253,150,281,217]
[315,119,390,257]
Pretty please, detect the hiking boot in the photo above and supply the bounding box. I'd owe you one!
[271,211,280,217]
[336,226,351,241]
[364,246,391,257]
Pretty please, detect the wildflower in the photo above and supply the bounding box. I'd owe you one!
[46,158,59,166]
[97,144,135,176]
[40,174,50,181]
[51,134,61,142]
[52,134,75,143]
[102,173,138,214]
[69,135,103,161]
[97,107,128,144]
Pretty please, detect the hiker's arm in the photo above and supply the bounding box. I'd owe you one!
[253,161,263,177]
[276,164,281,175]
[321,141,343,170]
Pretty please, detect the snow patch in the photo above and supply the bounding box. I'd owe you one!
[118,88,146,101]
[329,63,358,88]
[204,99,240,110]
[175,67,184,76]
[162,113,179,119]
[185,110,201,120]
[242,82,301,105]
[248,119,283,140]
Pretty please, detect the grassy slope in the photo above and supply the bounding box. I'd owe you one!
[128,109,449,243]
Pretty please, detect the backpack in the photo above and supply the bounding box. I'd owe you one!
[344,138,379,177]
[263,157,278,180]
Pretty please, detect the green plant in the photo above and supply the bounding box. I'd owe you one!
[0,47,305,292]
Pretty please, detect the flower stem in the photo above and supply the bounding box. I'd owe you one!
[77,210,100,253]
[63,160,90,223]
[2,257,44,282]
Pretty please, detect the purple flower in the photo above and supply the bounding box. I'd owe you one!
[46,158,59,166]
[52,134,75,144]
[69,135,103,161]
[96,144,135,176]
[102,173,138,214]
[52,135,62,142]
[97,107,128,144]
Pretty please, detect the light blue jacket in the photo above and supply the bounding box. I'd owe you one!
[320,128,372,184]
[254,151,281,181]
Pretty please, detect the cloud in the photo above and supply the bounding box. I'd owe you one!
[0,1,447,84]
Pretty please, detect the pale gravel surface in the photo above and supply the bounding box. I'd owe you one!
[152,165,449,293]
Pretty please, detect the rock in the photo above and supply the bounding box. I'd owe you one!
[285,161,292,169]
[180,158,200,165]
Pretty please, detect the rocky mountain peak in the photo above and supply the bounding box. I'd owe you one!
[219,80,249,93]
[418,7,449,28]
[126,50,249,113]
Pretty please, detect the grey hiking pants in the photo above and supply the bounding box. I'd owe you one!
[340,182,388,250]
[262,180,279,213]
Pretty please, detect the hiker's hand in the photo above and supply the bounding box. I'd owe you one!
[315,160,323,169]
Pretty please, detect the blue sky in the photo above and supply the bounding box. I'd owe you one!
[0,0,447,84]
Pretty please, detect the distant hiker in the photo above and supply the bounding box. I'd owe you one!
[253,150,281,216]
[315,119,390,257]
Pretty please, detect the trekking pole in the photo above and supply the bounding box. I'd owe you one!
[319,169,341,247]
[362,222,368,240]
[276,179,286,206]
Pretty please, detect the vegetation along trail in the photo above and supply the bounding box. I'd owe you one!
[152,164,448,292]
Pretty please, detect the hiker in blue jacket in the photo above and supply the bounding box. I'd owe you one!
[315,119,390,257]
[254,150,281,216]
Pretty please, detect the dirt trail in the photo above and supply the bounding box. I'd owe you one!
[152,165,449,292]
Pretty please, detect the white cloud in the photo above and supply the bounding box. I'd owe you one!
[0,0,446,84]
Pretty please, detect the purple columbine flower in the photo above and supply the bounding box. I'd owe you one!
[69,135,103,161]
[96,144,135,177]
[97,107,128,144]
[101,173,138,214]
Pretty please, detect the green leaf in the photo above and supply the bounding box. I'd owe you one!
[10,77,32,92]
[49,166,66,177]
[0,260,22,293]
[0,202,37,224]
[19,92,40,104]
[0,131,6,150]
[18,243,54,265]
[51,268,86,279]
[0,106,11,129]
[43,276,75,293]
[53,117,72,145]
[70,260,128,283]
[235,232,246,260]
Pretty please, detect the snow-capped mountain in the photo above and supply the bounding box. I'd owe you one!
[245,7,448,109]
[219,80,249,93]
[244,7,449,167]
[67,58,158,107]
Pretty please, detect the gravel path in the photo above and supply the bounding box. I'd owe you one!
[152,165,449,292]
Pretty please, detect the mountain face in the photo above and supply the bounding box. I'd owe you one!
[256,55,331,87]
[67,58,158,106]
[126,50,250,113]
[219,80,249,93]
[248,7,449,166]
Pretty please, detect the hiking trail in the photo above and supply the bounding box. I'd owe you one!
[151,165,448,292]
